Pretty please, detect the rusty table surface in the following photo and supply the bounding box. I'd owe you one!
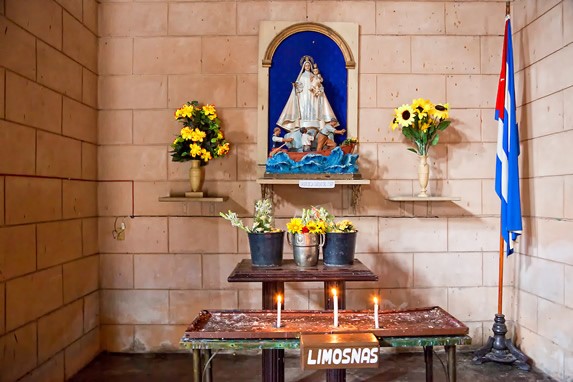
[182,306,469,340]
[227,259,379,283]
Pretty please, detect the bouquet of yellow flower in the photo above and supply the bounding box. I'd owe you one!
[286,206,334,234]
[391,98,451,156]
[170,100,230,165]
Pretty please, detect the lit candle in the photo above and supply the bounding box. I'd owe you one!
[332,288,338,328]
[373,296,379,329]
[276,294,282,328]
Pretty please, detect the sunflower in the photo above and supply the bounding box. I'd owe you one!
[306,220,319,234]
[390,117,400,131]
[412,98,432,114]
[287,218,304,234]
[395,104,415,128]
[316,220,327,234]
[432,103,449,120]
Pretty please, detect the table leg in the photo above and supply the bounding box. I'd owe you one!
[324,281,346,382]
[201,349,213,382]
[445,345,456,382]
[324,281,346,309]
[423,346,433,382]
[193,349,201,382]
[326,369,346,382]
[262,282,285,382]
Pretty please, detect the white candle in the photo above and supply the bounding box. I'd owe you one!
[332,288,338,328]
[276,295,282,328]
[374,297,379,329]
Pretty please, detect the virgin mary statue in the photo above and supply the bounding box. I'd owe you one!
[276,56,339,132]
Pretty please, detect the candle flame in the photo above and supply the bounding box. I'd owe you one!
[277,295,282,303]
[331,288,337,297]
[373,296,378,304]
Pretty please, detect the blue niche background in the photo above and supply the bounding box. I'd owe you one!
[268,31,348,153]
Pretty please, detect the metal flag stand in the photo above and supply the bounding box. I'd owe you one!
[472,2,531,371]
[472,236,531,370]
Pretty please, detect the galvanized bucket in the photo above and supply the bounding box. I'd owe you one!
[287,232,325,267]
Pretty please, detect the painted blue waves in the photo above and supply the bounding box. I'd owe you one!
[266,147,358,174]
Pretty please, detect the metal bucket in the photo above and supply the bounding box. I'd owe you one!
[287,233,325,267]
[248,231,284,267]
[323,231,357,266]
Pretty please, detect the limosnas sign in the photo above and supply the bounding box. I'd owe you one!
[300,333,379,370]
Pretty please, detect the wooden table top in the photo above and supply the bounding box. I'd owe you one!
[182,307,469,339]
[227,259,379,283]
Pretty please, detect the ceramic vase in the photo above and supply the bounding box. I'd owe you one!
[189,159,203,193]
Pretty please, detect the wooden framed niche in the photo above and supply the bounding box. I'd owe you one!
[256,21,359,177]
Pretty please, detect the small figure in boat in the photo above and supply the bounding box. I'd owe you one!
[316,119,346,151]
[270,127,293,156]
[300,127,315,152]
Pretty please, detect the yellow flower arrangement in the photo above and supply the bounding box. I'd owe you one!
[391,98,451,156]
[170,100,230,165]
[286,206,357,236]
[286,207,332,234]
[331,219,355,233]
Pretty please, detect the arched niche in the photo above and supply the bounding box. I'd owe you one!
[256,21,359,173]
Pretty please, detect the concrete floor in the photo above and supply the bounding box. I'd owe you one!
[69,350,555,382]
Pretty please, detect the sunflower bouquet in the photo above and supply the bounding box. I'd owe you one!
[391,98,451,156]
[286,206,334,234]
[170,100,231,165]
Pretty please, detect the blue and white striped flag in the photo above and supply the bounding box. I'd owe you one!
[495,17,522,256]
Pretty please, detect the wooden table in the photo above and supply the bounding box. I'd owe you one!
[227,259,378,382]
[181,307,471,382]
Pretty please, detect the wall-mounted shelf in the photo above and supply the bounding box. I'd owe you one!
[256,177,370,209]
[387,196,461,202]
[158,196,227,203]
[256,178,370,186]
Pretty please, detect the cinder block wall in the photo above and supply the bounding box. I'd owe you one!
[512,1,573,380]
[0,0,99,381]
[97,0,515,355]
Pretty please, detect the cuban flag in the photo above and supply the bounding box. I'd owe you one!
[495,17,522,256]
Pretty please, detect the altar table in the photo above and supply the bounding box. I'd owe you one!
[228,259,379,382]
[181,307,471,382]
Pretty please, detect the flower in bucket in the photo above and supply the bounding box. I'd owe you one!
[170,100,231,165]
[330,219,356,233]
[220,199,281,233]
[391,98,451,156]
[286,206,334,234]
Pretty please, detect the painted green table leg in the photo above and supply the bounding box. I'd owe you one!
[445,345,456,382]
[193,349,201,382]
[201,349,213,382]
[423,346,433,382]
[262,281,285,382]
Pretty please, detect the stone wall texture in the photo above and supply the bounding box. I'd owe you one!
[0,0,99,381]
[0,0,571,380]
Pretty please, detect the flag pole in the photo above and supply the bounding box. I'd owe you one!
[496,0,510,318]
[497,233,504,314]
[472,2,531,370]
